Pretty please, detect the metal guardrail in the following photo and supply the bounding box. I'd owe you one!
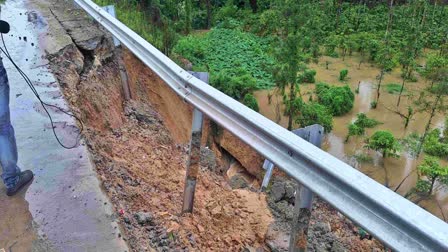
[74,0,448,250]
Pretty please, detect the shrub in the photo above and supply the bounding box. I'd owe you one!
[385,83,403,94]
[423,129,448,158]
[211,68,257,100]
[173,28,275,89]
[370,100,378,109]
[339,69,348,81]
[299,69,317,83]
[353,153,373,163]
[243,93,259,112]
[365,130,401,158]
[315,83,354,116]
[296,102,333,132]
[346,114,381,142]
[354,113,381,128]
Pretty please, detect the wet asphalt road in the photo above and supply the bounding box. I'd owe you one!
[0,0,128,251]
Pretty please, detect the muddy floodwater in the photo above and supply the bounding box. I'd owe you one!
[254,53,448,220]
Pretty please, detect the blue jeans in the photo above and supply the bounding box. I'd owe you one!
[0,60,20,189]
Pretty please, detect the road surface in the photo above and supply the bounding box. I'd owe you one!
[0,0,128,251]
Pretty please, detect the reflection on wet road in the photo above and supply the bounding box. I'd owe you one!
[0,0,127,250]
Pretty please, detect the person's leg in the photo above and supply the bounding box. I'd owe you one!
[0,62,21,189]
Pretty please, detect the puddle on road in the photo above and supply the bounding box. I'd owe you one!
[256,54,448,220]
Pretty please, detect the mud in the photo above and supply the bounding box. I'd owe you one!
[84,101,274,251]
[255,54,447,219]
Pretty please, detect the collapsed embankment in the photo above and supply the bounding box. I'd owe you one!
[36,0,384,251]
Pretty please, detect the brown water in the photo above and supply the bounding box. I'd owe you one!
[254,54,448,220]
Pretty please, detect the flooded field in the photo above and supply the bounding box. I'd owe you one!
[254,53,448,220]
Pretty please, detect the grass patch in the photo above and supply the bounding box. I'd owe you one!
[385,83,404,95]
[353,153,373,163]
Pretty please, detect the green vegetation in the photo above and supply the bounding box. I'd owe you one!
[365,130,401,187]
[415,82,448,156]
[299,69,317,84]
[243,93,259,112]
[385,83,404,95]
[346,113,381,142]
[366,130,401,158]
[295,102,333,133]
[353,153,373,163]
[423,129,448,158]
[173,28,275,89]
[93,0,448,206]
[417,156,448,195]
[354,113,382,128]
[339,69,348,81]
[316,83,354,116]
[210,68,257,100]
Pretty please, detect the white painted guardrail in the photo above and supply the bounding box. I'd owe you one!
[74,0,448,250]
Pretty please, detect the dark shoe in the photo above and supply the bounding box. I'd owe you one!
[6,170,34,196]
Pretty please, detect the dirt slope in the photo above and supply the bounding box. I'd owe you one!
[86,102,273,250]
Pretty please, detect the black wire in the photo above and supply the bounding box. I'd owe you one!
[1,34,83,149]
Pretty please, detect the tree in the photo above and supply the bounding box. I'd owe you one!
[296,102,333,133]
[345,113,381,142]
[346,123,364,142]
[273,34,306,130]
[366,131,400,158]
[205,0,212,29]
[365,130,400,187]
[423,129,448,158]
[315,83,354,116]
[396,48,416,107]
[423,53,448,89]
[339,69,348,81]
[415,81,448,156]
[374,45,397,106]
[185,0,192,34]
[417,156,448,195]
[271,0,306,131]
[384,106,415,129]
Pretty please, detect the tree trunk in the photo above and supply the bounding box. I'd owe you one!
[288,83,296,131]
[384,0,394,42]
[384,165,389,188]
[249,0,258,13]
[185,0,192,34]
[417,94,441,156]
[394,168,416,192]
[376,69,384,103]
[429,177,437,195]
[397,66,409,107]
[206,0,211,29]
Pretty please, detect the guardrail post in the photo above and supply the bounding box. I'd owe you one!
[182,72,209,213]
[261,159,274,192]
[101,5,120,47]
[101,5,131,101]
[289,124,324,252]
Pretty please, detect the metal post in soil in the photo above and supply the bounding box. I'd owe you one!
[101,5,131,101]
[289,124,324,252]
[261,159,275,192]
[182,72,209,213]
